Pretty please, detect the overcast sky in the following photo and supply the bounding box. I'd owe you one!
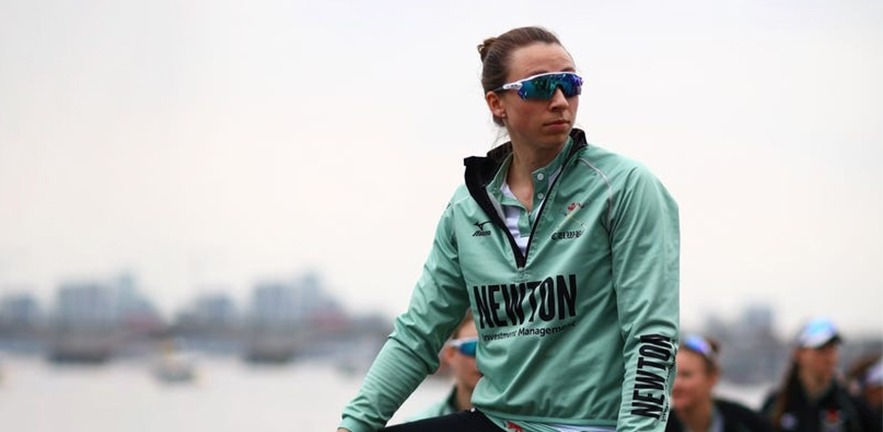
[1,0,881,338]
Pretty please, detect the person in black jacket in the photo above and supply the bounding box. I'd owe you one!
[761,317,881,432]
[847,354,882,426]
[667,335,773,432]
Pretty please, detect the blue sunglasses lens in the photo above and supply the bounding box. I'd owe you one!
[458,340,477,356]
[450,338,477,357]
[519,73,583,100]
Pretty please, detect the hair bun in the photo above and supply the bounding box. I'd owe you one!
[477,37,497,62]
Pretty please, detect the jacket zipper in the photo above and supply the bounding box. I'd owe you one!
[496,148,581,269]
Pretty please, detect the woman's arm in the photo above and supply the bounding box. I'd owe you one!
[609,165,680,432]
[337,203,470,432]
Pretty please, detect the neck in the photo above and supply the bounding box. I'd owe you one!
[454,384,473,412]
[509,139,565,174]
[677,399,714,432]
[505,139,567,212]
[799,371,832,399]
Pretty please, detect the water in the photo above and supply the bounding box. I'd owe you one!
[0,357,769,431]
[0,356,449,431]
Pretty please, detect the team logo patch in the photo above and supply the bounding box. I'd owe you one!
[562,202,587,227]
[564,202,582,216]
[552,202,586,240]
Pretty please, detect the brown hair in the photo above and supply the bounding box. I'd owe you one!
[846,352,882,391]
[452,310,475,339]
[769,358,800,431]
[477,26,563,126]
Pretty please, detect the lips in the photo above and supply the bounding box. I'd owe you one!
[544,119,570,126]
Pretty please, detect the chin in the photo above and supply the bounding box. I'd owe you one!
[537,135,569,150]
[671,397,689,410]
[552,129,573,141]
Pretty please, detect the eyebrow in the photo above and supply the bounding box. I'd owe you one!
[525,67,577,76]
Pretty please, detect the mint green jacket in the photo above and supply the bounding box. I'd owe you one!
[340,129,679,432]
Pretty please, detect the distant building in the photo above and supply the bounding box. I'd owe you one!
[176,290,239,331]
[700,304,785,384]
[54,282,117,328]
[728,304,782,383]
[172,290,241,355]
[114,273,164,334]
[48,273,163,362]
[49,281,120,362]
[0,291,46,354]
[742,304,774,333]
[243,272,344,362]
[0,291,43,330]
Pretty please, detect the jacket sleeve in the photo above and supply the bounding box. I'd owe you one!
[338,202,470,432]
[609,165,680,432]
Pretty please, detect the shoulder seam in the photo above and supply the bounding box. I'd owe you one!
[576,156,614,230]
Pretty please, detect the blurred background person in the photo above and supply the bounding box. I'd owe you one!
[847,354,882,425]
[408,312,481,420]
[761,317,880,431]
[667,335,773,432]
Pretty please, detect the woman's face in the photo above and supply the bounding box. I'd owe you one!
[672,350,717,412]
[797,343,839,383]
[444,320,482,391]
[486,42,579,152]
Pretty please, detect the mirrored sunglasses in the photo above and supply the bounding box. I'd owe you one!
[494,72,584,100]
[448,337,478,357]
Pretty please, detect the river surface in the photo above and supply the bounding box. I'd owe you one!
[0,356,769,431]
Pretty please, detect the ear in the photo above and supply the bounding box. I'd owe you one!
[485,91,506,120]
[441,345,457,365]
[708,370,720,387]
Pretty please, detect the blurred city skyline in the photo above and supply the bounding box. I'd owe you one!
[1,268,879,394]
[1,268,880,341]
[1,0,881,339]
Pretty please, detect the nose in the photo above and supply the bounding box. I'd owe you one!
[548,87,570,109]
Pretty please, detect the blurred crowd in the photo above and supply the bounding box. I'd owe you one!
[419,316,882,432]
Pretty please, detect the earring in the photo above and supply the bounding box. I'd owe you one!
[500,112,507,119]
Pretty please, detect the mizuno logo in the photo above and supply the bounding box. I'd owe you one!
[472,220,492,237]
[473,220,492,230]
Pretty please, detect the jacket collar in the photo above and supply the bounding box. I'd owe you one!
[463,128,588,190]
[461,128,589,269]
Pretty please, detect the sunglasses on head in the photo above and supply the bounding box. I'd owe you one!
[683,335,717,364]
[448,337,478,357]
[494,72,584,100]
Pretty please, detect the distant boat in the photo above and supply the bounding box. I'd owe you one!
[48,328,121,363]
[152,339,197,384]
[242,324,309,364]
[243,332,300,364]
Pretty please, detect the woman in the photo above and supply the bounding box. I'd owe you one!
[337,26,680,432]
[847,355,882,425]
[667,335,773,432]
[408,312,481,420]
[761,318,880,432]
